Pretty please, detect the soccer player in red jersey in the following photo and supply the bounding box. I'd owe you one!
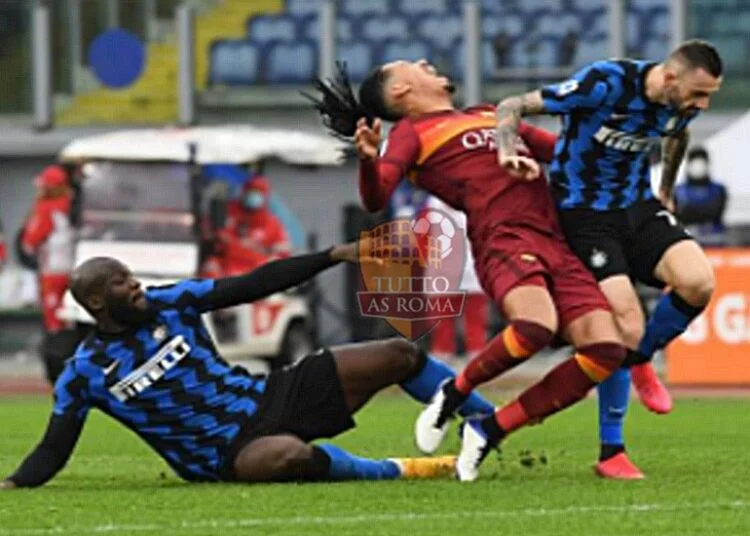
[306,61,627,481]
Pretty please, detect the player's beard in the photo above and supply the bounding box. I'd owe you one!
[445,82,456,94]
[109,300,155,327]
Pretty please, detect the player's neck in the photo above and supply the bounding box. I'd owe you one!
[406,96,455,117]
[644,64,669,105]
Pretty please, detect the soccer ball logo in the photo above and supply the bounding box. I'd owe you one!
[411,209,457,260]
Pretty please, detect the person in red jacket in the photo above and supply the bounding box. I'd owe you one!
[206,176,292,278]
[21,166,77,383]
[22,166,75,333]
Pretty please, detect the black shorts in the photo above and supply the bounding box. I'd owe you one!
[557,198,693,288]
[220,349,355,481]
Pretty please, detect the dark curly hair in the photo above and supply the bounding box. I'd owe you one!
[302,62,401,140]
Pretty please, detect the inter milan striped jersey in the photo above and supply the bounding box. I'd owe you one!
[541,59,700,211]
[53,280,266,482]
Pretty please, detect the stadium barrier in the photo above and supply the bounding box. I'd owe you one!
[667,248,750,385]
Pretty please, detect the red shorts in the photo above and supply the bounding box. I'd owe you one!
[474,226,610,328]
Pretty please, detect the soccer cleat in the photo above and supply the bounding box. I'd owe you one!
[631,363,673,414]
[390,456,457,480]
[415,380,464,454]
[456,419,494,482]
[595,452,645,480]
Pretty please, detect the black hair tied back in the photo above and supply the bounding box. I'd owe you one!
[302,61,375,142]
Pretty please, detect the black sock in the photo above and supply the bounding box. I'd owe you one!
[443,378,468,410]
[599,443,625,462]
[305,446,333,481]
[480,415,506,446]
[622,349,650,368]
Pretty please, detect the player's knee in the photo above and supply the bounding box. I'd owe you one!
[382,338,423,378]
[613,310,644,349]
[578,342,627,382]
[675,268,715,308]
[271,440,315,477]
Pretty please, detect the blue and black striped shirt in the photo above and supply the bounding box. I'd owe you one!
[541,59,699,211]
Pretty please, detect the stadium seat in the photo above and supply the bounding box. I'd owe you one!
[208,41,260,86]
[285,0,321,17]
[336,42,374,82]
[395,0,449,16]
[481,12,524,40]
[417,15,463,52]
[340,0,390,17]
[362,16,410,42]
[266,40,317,84]
[537,13,582,39]
[247,15,297,44]
[379,40,435,64]
[302,14,355,42]
[572,37,608,68]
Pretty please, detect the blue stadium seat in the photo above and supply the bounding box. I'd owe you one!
[341,0,391,17]
[302,14,355,42]
[336,42,374,82]
[578,6,607,41]
[266,40,317,84]
[537,13,581,39]
[641,37,669,61]
[247,15,297,44]
[572,37,608,68]
[481,11,524,40]
[395,0,448,16]
[416,15,463,52]
[209,41,260,86]
[285,0,321,17]
[481,0,521,14]
[378,40,435,64]
[362,16,410,42]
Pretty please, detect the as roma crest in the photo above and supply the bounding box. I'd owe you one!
[357,209,467,341]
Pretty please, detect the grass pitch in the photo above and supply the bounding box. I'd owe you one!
[0,393,748,535]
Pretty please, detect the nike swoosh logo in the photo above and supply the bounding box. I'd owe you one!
[103,360,120,375]
[607,406,626,415]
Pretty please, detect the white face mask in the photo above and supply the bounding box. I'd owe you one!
[687,158,709,179]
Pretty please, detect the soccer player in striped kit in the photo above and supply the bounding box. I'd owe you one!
[495,40,723,478]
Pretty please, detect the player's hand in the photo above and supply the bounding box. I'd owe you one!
[354,118,382,161]
[330,239,383,266]
[0,480,16,490]
[499,154,541,181]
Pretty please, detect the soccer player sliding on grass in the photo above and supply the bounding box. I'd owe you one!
[1,241,499,489]
[306,61,626,481]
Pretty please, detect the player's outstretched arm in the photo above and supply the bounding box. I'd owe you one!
[496,90,546,180]
[2,413,85,489]
[202,241,374,311]
[660,128,690,210]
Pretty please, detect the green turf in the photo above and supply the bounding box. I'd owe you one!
[1,394,748,535]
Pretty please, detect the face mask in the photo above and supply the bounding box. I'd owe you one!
[687,159,709,180]
[243,191,265,210]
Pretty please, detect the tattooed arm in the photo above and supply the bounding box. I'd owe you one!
[660,128,690,210]
[495,90,546,158]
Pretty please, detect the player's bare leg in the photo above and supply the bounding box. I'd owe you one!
[457,307,625,481]
[600,275,673,413]
[594,276,649,479]
[232,339,459,483]
[416,283,556,454]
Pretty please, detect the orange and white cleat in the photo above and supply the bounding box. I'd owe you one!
[631,363,673,414]
[595,452,645,480]
[390,456,457,480]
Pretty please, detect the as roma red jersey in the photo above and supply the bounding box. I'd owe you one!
[359,105,561,246]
